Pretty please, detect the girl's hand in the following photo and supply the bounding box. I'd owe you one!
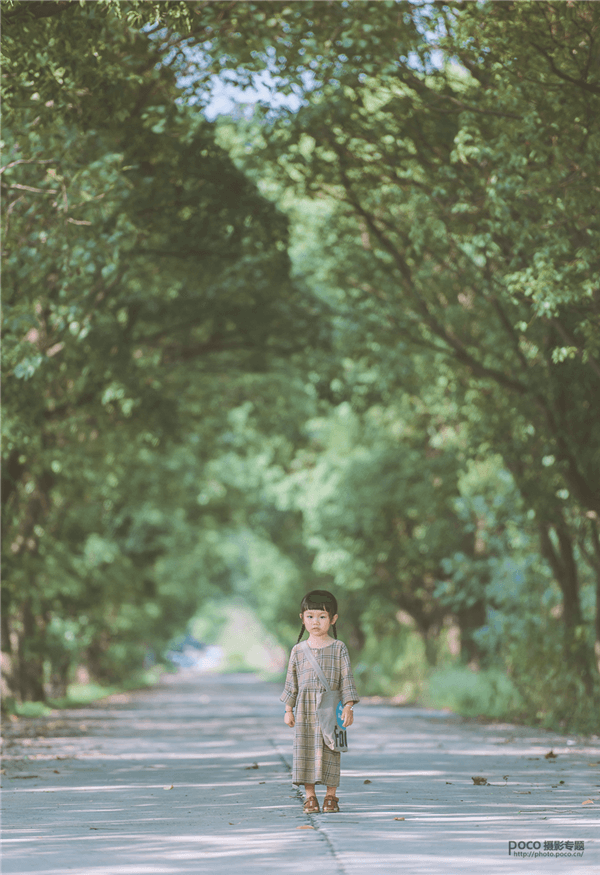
[284,710,295,727]
[341,704,354,728]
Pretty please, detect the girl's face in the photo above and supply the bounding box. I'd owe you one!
[301,607,338,639]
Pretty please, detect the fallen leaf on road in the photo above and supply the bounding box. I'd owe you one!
[297,825,315,830]
[582,799,594,805]
[472,776,488,785]
[163,785,174,790]
[545,750,558,759]
[53,770,59,774]
[394,817,405,821]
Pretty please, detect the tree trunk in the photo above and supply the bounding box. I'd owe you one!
[1,605,17,702]
[18,599,46,702]
[345,621,366,654]
[587,517,600,677]
[455,601,487,666]
[538,516,594,693]
[47,660,70,699]
[423,623,441,667]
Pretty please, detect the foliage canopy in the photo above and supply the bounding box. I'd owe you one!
[2,0,599,731]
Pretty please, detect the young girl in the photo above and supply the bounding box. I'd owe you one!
[280,590,359,814]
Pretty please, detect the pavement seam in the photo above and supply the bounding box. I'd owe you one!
[269,738,349,875]
[306,815,349,875]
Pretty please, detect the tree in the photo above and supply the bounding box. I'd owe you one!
[226,0,600,682]
[3,1,599,728]
[1,1,323,700]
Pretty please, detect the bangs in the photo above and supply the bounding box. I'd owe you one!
[304,600,332,613]
[301,589,337,615]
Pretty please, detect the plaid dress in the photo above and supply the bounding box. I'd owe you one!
[280,639,359,787]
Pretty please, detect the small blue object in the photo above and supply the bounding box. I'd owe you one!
[336,700,345,729]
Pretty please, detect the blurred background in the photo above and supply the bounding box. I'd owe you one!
[2,1,599,734]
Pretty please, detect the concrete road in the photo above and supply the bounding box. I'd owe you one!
[1,672,598,874]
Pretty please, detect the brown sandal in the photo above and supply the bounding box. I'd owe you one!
[322,795,339,813]
[303,796,320,813]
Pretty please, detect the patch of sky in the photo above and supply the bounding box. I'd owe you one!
[146,23,310,120]
[189,65,308,122]
[146,3,452,121]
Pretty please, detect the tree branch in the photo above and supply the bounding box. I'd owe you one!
[549,317,600,381]
[331,143,531,396]
[528,37,600,95]
[3,1,79,23]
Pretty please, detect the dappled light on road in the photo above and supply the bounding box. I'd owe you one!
[2,673,598,874]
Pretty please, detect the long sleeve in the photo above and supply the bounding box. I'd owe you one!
[339,642,360,706]
[280,647,298,707]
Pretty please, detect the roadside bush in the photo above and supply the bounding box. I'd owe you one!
[423,666,523,719]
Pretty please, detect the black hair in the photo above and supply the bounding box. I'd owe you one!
[296,590,338,643]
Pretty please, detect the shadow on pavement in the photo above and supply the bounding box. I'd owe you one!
[2,672,598,874]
